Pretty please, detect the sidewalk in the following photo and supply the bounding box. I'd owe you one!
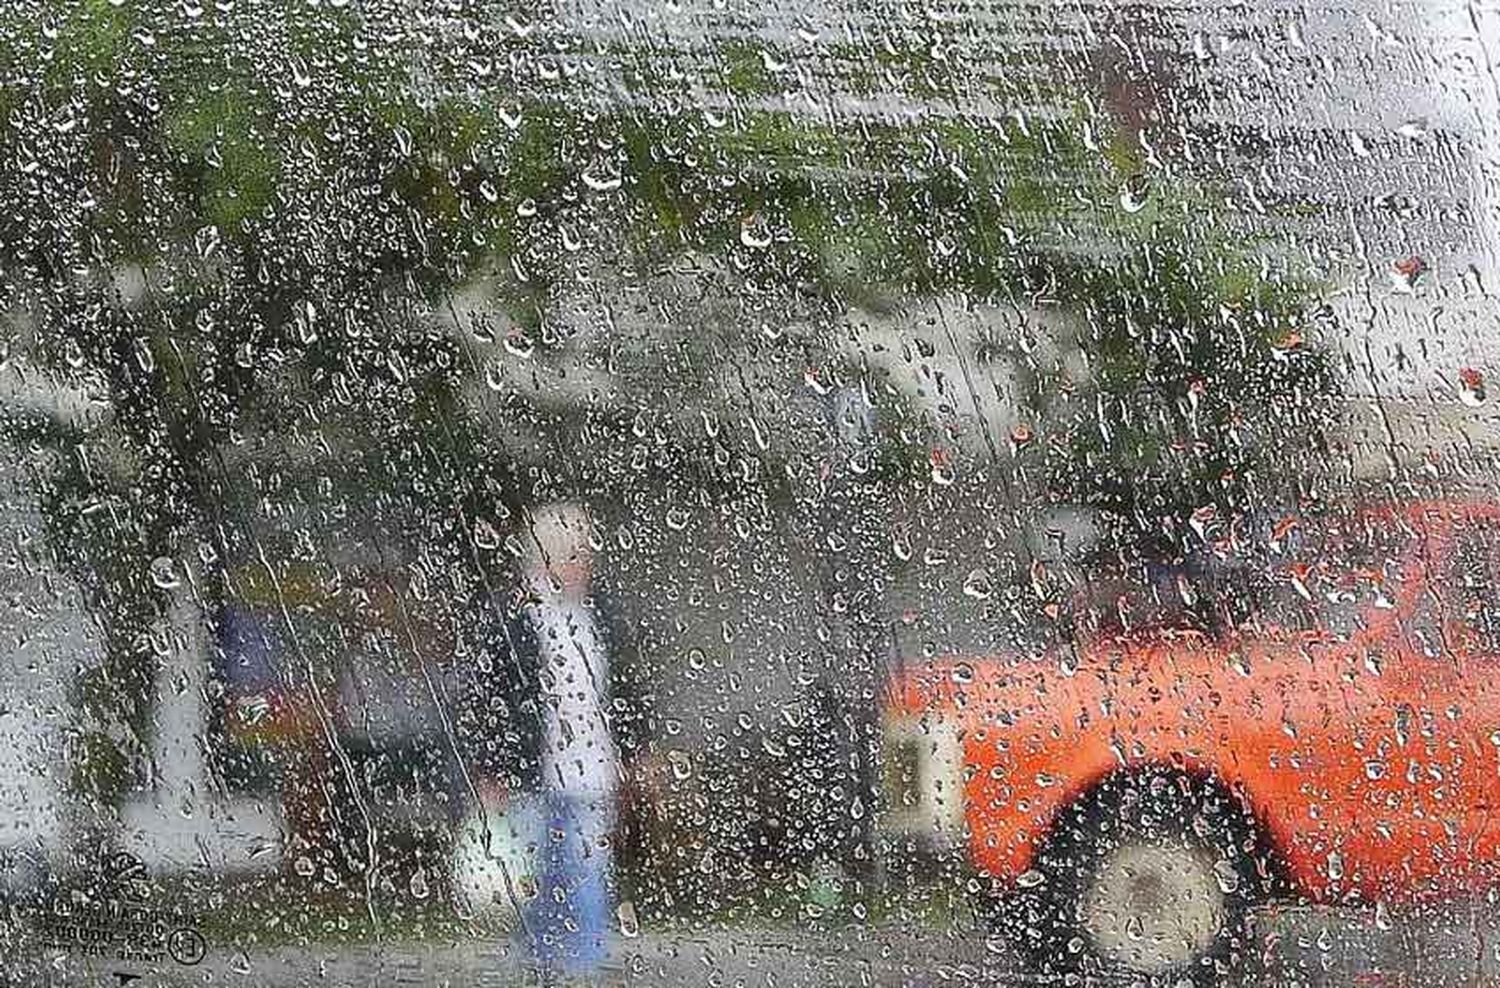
[10,903,1500,986]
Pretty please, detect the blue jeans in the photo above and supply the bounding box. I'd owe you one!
[528,791,614,976]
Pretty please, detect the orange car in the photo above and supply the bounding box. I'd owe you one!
[882,499,1500,981]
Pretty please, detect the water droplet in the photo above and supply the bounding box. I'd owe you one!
[409,868,430,900]
[1389,254,1426,294]
[1016,869,1045,889]
[739,214,773,249]
[149,557,181,589]
[582,167,622,192]
[1213,859,1240,894]
[1459,367,1487,407]
[617,900,640,938]
[290,55,312,89]
[473,518,500,550]
[297,300,318,344]
[294,855,315,878]
[962,568,993,600]
[133,338,155,374]
[1395,118,1428,140]
[502,330,534,358]
[1118,174,1149,213]
[237,694,271,727]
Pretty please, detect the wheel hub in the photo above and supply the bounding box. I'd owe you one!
[1081,840,1228,975]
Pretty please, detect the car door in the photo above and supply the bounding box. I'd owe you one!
[1348,506,1500,897]
[1439,512,1500,887]
[1315,506,1476,899]
[1254,506,1444,901]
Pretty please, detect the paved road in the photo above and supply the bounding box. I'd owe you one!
[9,903,1500,987]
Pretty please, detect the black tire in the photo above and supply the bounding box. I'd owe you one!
[1024,768,1271,985]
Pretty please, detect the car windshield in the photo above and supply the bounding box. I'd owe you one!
[1244,509,1418,637]
[1062,508,1417,639]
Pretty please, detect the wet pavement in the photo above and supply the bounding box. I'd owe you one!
[9,903,1500,987]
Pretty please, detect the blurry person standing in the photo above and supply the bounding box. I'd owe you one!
[522,502,621,978]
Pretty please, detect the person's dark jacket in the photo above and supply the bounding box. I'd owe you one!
[457,581,647,793]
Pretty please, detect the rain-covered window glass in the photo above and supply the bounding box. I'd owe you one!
[5,1,1500,986]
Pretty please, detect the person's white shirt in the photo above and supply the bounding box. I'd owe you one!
[530,589,618,796]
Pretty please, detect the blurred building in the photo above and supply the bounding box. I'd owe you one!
[0,461,92,889]
[540,0,1500,476]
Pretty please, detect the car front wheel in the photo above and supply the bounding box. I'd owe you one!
[1026,769,1269,984]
